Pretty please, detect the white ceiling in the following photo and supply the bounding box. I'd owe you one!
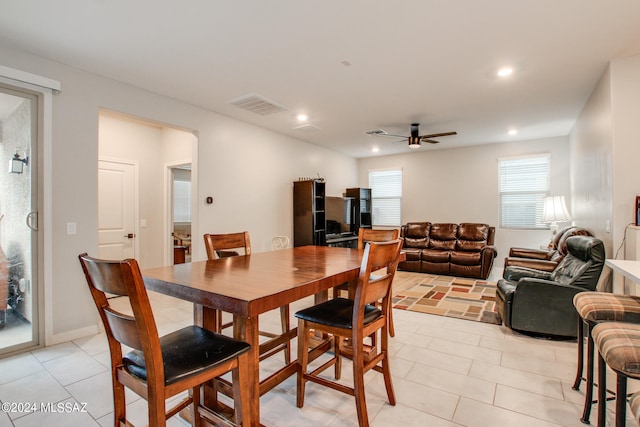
[1,1,640,158]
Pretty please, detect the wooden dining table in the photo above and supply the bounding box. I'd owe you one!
[142,245,364,426]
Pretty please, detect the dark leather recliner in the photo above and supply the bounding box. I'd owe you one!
[503,226,593,272]
[496,235,605,338]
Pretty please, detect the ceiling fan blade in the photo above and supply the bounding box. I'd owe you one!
[421,139,440,144]
[391,138,408,144]
[378,133,409,138]
[420,131,457,139]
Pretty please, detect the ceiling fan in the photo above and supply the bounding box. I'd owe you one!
[365,123,457,149]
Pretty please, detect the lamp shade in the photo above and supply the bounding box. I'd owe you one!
[543,195,571,223]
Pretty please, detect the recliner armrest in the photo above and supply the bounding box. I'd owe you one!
[508,247,556,260]
[503,266,553,282]
[504,257,559,272]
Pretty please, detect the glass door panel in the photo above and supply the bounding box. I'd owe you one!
[0,88,38,354]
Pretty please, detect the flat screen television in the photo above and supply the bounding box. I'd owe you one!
[325,196,355,236]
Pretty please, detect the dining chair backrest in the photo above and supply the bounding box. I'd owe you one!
[204,231,252,260]
[357,228,400,250]
[354,239,403,317]
[79,254,163,381]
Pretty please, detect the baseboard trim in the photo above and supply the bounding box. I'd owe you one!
[48,324,100,346]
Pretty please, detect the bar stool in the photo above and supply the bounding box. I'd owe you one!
[592,322,640,427]
[573,292,640,423]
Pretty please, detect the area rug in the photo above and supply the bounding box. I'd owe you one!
[392,271,502,325]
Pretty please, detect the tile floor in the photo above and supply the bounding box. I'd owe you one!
[0,270,638,427]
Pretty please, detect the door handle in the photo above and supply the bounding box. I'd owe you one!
[26,211,38,231]
[124,233,135,239]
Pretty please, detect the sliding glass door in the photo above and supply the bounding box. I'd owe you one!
[0,87,39,355]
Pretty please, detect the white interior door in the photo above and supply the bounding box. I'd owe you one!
[98,160,136,260]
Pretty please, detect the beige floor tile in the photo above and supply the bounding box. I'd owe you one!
[454,397,564,427]
[469,359,565,400]
[494,384,585,426]
[393,344,473,375]
[406,363,496,404]
[427,337,502,365]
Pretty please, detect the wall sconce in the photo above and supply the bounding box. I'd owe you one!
[9,150,29,174]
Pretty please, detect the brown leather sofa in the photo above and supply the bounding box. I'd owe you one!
[399,222,497,279]
[504,226,593,272]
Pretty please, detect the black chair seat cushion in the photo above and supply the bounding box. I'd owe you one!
[123,325,250,385]
[295,298,381,329]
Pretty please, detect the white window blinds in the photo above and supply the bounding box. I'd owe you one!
[173,180,191,223]
[498,154,550,229]
[369,169,402,226]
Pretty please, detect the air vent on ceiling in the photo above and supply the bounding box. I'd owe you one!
[293,124,321,133]
[364,129,388,135]
[227,93,287,116]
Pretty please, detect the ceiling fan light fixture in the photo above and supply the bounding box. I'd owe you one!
[408,136,421,149]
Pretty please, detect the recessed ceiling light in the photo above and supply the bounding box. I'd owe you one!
[296,114,308,122]
[508,129,518,135]
[497,67,513,77]
[371,146,380,153]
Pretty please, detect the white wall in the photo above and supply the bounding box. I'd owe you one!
[357,136,571,268]
[611,55,640,258]
[0,44,357,343]
[570,53,640,262]
[569,66,613,255]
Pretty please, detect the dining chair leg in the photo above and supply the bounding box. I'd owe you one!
[388,299,395,337]
[296,319,309,408]
[191,385,202,427]
[148,386,167,427]
[597,351,607,427]
[334,335,343,380]
[582,321,595,424]
[113,379,127,425]
[232,351,251,426]
[352,333,369,427]
[573,317,584,390]
[381,330,396,406]
[280,305,291,364]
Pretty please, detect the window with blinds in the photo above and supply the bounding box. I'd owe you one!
[173,180,191,223]
[498,154,550,229]
[369,169,402,226]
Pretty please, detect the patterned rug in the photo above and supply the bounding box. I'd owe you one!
[392,271,502,325]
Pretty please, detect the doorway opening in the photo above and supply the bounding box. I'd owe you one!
[98,110,197,269]
[170,165,192,264]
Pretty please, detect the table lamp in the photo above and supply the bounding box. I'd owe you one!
[543,195,571,236]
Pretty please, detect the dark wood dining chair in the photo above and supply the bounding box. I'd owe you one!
[78,253,251,427]
[295,239,403,427]
[359,228,401,337]
[357,228,400,250]
[203,231,251,260]
[203,232,292,364]
[333,228,401,336]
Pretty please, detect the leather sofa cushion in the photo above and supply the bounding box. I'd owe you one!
[403,248,422,261]
[450,250,481,265]
[429,223,457,250]
[456,223,489,251]
[422,249,450,262]
[404,222,430,248]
